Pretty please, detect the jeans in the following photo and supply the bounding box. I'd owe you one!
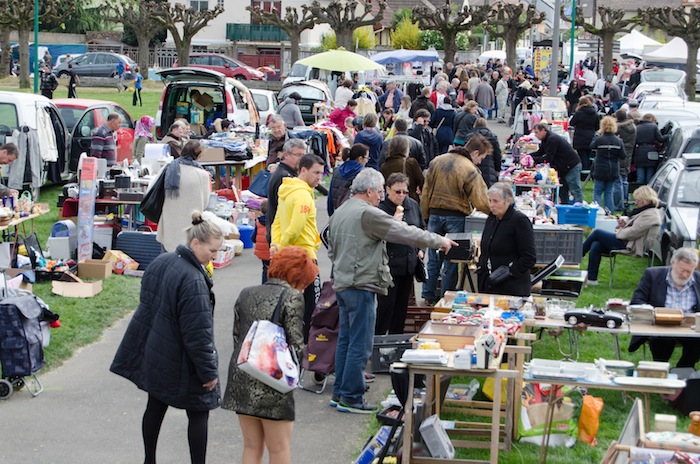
[333,288,376,405]
[612,175,625,211]
[422,215,465,302]
[560,163,583,204]
[488,101,497,119]
[636,166,656,185]
[582,229,626,280]
[593,179,615,212]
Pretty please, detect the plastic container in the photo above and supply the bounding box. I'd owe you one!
[555,205,598,228]
[533,226,583,265]
[371,334,414,373]
[238,224,255,248]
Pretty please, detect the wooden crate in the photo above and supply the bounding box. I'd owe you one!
[404,306,432,333]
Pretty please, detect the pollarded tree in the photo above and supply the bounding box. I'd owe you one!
[308,0,387,51]
[106,0,165,80]
[151,2,224,67]
[247,5,315,64]
[562,6,634,79]
[413,4,489,64]
[0,0,75,88]
[485,2,545,70]
[0,24,10,79]
[639,6,700,101]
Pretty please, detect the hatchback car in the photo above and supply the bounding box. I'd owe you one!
[155,67,259,139]
[249,88,278,126]
[0,91,72,198]
[630,81,688,101]
[54,52,136,79]
[648,153,700,263]
[53,98,135,171]
[278,80,333,126]
[175,53,265,81]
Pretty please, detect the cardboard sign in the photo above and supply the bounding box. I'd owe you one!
[77,157,98,263]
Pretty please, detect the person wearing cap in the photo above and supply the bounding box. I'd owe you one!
[378,80,403,113]
[277,91,305,128]
[625,98,642,122]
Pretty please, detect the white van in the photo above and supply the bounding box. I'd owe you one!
[283,62,369,87]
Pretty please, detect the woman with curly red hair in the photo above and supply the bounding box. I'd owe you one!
[222,246,318,464]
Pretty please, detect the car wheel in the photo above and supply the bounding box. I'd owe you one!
[568,315,578,325]
[606,319,618,329]
[58,71,70,78]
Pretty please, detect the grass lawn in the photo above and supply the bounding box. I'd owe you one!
[0,79,681,461]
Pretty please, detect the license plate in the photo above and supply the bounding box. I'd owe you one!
[299,105,310,111]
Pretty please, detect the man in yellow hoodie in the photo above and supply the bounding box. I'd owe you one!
[272,154,324,341]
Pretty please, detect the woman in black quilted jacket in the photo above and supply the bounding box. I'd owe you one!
[590,116,626,212]
[110,211,224,464]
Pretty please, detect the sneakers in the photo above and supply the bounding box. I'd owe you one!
[364,372,375,383]
[588,280,599,286]
[329,394,340,408]
[336,399,377,414]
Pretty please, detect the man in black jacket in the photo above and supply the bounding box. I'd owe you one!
[628,248,700,367]
[409,87,435,118]
[408,109,438,166]
[531,123,583,204]
[266,138,307,243]
[378,118,427,169]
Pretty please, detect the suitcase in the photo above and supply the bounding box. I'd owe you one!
[115,229,161,271]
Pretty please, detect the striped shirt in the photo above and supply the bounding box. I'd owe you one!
[665,270,698,315]
[90,125,117,166]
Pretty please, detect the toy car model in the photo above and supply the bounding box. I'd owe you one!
[563,308,625,329]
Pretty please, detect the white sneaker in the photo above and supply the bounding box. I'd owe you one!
[588,280,599,286]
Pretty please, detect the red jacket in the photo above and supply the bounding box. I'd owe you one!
[329,106,356,131]
[254,218,270,261]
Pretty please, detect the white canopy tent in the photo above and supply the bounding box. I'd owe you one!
[619,30,661,55]
[644,37,700,64]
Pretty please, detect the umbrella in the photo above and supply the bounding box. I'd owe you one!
[297,48,385,72]
[371,49,439,65]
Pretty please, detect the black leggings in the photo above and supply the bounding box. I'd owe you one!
[142,394,210,464]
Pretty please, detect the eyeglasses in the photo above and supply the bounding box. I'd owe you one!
[393,189,409,195]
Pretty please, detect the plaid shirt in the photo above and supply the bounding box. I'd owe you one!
[665,270,698,315]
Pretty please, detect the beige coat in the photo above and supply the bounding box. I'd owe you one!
[615,207,661,256]
[157,164,211,252]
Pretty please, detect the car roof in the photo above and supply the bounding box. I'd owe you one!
[158,67,227,85]
[52,98,119,108]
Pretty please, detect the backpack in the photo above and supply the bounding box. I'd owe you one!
[457,89,466,105]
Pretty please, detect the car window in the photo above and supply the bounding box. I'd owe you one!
[226,58,240,69]
[210,56,225,67]
[95,54,113,65]
[252,93,269,111]
[58,107,84,131]
[232,87,244,107]
[665,130,684,159]
[191,55,208,65]
[659,166,678,205]
[684,138,700,154]
[288,63,308,78]
[651,163,673,194]
[0,103,19,134]
[112,107,133,128]
[676,169,700,205]
[76,110,97,137]
[280,86,325,100]
[72,54,90,65]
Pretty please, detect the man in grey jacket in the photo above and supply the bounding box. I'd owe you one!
[328,168,456,414]
[277,92,305,128]
[0,143,19,197]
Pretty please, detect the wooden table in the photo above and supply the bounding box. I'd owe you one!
[401,344,530,464]
[201,155,266,190]
[0,208,50,234]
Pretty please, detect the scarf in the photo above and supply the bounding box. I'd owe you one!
[164,156,205,198]
[629,203,655,217]
[134,116,155,142]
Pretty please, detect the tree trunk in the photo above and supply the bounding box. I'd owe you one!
[289,30,301,65]
[444,33,457,66]
[177,35,192,67]
[602,31,614,79]
[18,27,30,89]
[688,42,699,102]
[136,32,151,80]
[505,31,517,70]
[337,29,354,51]
[0,27,9,79]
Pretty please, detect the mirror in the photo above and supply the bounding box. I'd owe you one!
[80,126,90,137]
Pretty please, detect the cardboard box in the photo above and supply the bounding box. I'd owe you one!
[103,250,139,275]
[52,272,102,298]
[78,259,113,280]
[3,268,33,291]
[199,147,225,162]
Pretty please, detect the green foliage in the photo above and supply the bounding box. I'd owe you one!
[391,8,413,29]
[390,18,420,50]
[321,32,337,50]
[419,30,444,50]
[455,32,472,50]
[354,26,375,50]
[41,5,106,34]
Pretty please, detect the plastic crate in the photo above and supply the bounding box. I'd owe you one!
[464,216,486,233]
[371,334,414,373]
[555,205,598,228]
[533,226,583,265]
[403,306,432,334]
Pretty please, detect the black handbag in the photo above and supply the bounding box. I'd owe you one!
[487,263,510,286]
[139,167,167,223]
[414,257,427,283]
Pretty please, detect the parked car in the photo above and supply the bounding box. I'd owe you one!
[54,52,136,79]
[52,53,83,72]
[648,153,700,263]
[658,119,700,163]
[564,308,625,329]
[0,91,72,198]
[53,98,135,171]
[644,61,700,93]
[175,53,265,81]
[155,67,259,139]
[249,88,278,126]
[278,80,333,126]
[637,94,688,110]
[630,81,687,101]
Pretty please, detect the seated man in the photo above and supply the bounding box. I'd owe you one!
[629,248,700,367]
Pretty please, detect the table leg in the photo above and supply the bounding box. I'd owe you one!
[538,384,561,464]
[491,374,502,464]
[643,393,651,433]
[613,333,621,360]
[402,371,416,464]
[234,165,243,191]
[225,166,232,189]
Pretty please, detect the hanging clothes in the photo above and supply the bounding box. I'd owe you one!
[36,108,58,162]
[10,127,42,191]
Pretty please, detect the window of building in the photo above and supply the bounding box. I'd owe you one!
[250,0,282,23]
[190,0,209,12]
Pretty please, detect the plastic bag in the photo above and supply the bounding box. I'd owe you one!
[483,363,508,403]
[578,395,603,445]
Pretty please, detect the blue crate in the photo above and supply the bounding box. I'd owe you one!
[555,205,598,228]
